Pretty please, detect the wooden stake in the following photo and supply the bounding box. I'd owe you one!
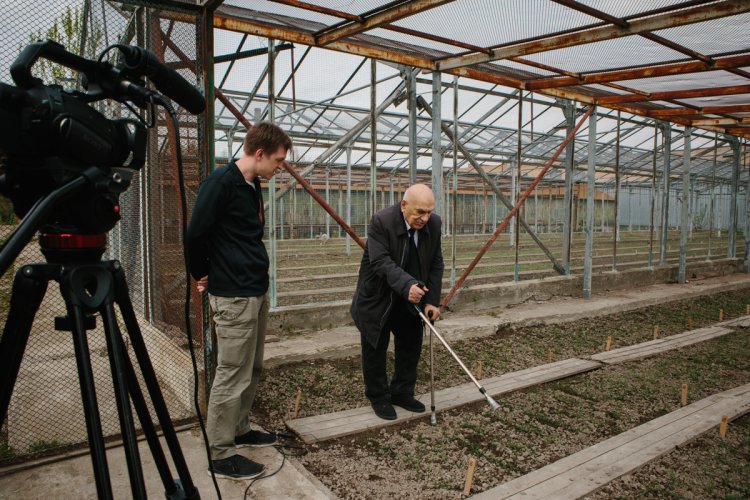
[681,383,688,406]
[653,325,659,339]
[474,360,483,380]
[687,317,693,330]
[720,415,728,438]
[293,389,302,418]
[605,336,612,351]
[547,349,553,363]
[463,457,477,497]
[719,308,724,321]
[746,304,749,315]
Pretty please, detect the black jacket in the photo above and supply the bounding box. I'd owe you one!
[186,160,269,297]
[351,204,444,348]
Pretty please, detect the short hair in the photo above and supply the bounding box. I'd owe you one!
[243,122,293,156]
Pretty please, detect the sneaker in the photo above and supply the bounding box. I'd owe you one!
[370,401,397,420]
[235,429,277,448]
[391,394,425,413]
[208,455,265,480]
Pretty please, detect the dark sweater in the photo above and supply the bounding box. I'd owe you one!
[186,160,268,297]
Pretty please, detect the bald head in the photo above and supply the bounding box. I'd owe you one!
[401,183,435,230]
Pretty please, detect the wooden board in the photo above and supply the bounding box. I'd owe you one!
[591,326,734,364]
[286,358,601,444]
[471,383,750,500]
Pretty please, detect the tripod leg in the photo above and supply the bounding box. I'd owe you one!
[110,262,199,499]
[64,301,115,500]
[99,298,148,499]
[0,265,49,427]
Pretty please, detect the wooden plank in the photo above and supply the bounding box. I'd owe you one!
[286,358,600,444]
[471,383,750,499]
[591,326,733,364]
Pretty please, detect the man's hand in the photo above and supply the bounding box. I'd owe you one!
[408,283,427,304]
[424,304,441,322]
[196,275,208,293]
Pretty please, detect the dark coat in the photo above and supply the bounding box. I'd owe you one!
[350,204,444,348]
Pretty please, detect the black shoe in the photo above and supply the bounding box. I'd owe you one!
[235,429,277,448]
[391,394,425,413]
[209,455,265,480]
[371,401,397,420]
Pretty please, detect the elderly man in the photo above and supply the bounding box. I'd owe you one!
[350,184,444,420]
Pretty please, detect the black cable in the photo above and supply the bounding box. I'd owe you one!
[242,440,307,499]
[163,98,223,499]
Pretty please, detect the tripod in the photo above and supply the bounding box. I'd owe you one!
[0,174,199,499]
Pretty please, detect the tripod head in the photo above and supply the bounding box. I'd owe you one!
[0,40,205,273]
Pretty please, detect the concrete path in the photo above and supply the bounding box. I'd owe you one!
[0,427,336,500]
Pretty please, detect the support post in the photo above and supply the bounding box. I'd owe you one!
[370,59,378,222]
[562,101,576,274]
[346,145,352,256]
[408,68,417,183]
[649,126,658,268]
[432,71,443,216]
[583,107,597,299]
[659,122,672,267]
[679,128,692,284]
[728,136,741,258]
[267,38,278,308]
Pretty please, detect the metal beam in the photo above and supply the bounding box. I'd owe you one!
[526,53,750,91]
[650,103,750,118]
[315,0,454,45]
[596,84,750,105]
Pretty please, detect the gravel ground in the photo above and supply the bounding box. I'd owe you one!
[253,288,750,499]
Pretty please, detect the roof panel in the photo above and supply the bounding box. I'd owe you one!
[575,0,691,19]
[524,35,690,74]
[617,69,750,93]
[392,0,600,50]
[653,12,750,56]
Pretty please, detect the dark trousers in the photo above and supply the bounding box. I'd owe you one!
[360,301,423,403]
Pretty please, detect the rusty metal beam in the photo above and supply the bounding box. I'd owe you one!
[214,12,436,70]
[315,0,454,46]
[526,53,750,90]
[268,0,363,22]
[691,117,750,126]
[596,84,750,104]
[436,0,750,71]
[649,103,750,118]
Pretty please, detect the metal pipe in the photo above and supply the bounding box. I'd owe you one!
[415,307,499,412]
[268,38,278,308]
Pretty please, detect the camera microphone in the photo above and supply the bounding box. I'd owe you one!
[118,45,205,114]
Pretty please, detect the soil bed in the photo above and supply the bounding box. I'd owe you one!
[253,288,750,499]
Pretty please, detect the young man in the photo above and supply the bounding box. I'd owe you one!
[186,122,292,479]
[350,184,444,420]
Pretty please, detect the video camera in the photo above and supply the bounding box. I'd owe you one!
[0,39,205,231]
[0,40,204,269]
